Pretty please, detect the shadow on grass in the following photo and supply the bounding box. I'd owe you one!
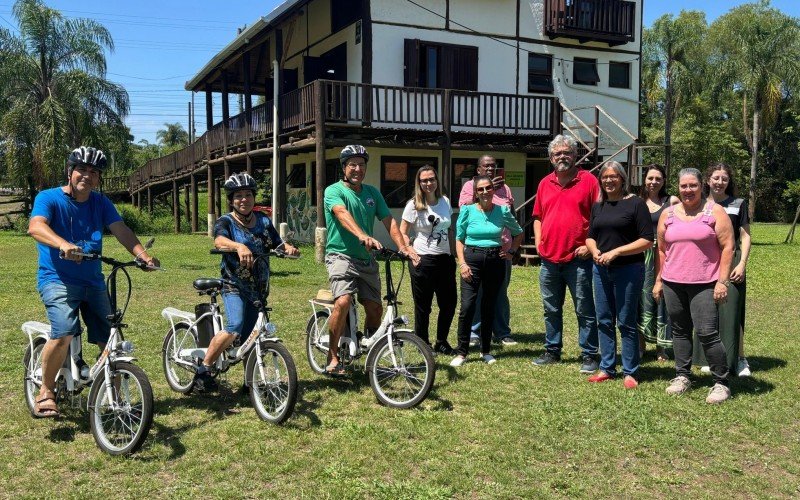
[746,355,786,372]
[270,270,301,277]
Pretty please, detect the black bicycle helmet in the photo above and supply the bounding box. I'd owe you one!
[224,172,258,199]
[340,145,369,166]
[67,146,107,170]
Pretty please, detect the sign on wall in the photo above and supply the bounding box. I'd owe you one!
[505,171,524,187]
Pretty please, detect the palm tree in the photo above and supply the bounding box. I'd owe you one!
[710,1,800,220]
[0,0,129,192]
[155,122,189,149]
[642,11,708,177]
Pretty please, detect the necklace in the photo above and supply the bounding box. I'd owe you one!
[233,210,254,226]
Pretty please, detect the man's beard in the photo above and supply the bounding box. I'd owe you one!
[555,161,572,172]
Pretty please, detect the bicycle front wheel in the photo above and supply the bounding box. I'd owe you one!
[246,341,298,424]
[88,362,154,456]
[366,330,435,409]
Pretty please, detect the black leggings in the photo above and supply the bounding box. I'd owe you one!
[409,254,457,345]
[662,280,729,384]
[456,248,505,356]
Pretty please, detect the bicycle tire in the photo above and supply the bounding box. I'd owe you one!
[88,362,154,456]
[305,310,330,374]
[23,339,46,417]
[366,329,435,409]
[162,323,199,394]
[246,341,298,424]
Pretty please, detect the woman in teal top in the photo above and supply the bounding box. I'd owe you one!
[451,175,523,366]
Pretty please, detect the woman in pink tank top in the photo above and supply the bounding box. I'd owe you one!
[653,168,734,404]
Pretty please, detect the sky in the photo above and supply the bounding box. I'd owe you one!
[1,0,799,145]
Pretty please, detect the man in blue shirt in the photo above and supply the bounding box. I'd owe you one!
[28,146,159,418]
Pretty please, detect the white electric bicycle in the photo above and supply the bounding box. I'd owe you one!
[305,248,436,409]
[161,248,298,424]
[22,239,159,455]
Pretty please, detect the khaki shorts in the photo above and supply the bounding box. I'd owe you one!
[325,253,381,305]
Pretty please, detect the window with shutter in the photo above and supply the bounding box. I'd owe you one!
[403,39,478,90]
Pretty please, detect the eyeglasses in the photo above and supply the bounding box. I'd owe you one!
[419,178,437,184]
[345,162,366,169]
[476,186,494,193]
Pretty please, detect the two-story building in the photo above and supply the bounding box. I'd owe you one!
[130,0,642,248]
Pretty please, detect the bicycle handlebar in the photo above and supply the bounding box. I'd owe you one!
[60,250,163,271]
[210,247,300,259]
[373,247,408,261]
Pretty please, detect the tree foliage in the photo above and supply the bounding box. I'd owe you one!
[156,122,189,149]
[0,0,129,190]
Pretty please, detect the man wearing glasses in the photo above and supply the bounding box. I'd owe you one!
[531,135,601,373]
[322,145,420,376]
[458,154,517,346]
[27,146,159,418]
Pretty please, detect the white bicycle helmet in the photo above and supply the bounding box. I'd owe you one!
[340,145,369,166]
[67,146,107,170]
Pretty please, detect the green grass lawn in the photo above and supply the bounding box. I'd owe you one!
[1,225,798,497]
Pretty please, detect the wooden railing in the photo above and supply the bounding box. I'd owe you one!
[129,80,558,192]
[544,0,636,45]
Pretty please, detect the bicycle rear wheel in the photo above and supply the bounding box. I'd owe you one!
[305,311,330,374]
[23,339,46,417]
[246,341,298,424]
[88,362,154,456]
[366,330,435,409]
[162,323,199,394]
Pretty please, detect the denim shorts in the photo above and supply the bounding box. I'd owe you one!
[222,291,259,337]
[38,282,112,344]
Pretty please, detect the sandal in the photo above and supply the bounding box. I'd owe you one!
[324,362,346,377]
[34,395,60,419]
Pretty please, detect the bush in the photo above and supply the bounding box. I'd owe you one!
[12,214,29,234]
[117,204,186,234]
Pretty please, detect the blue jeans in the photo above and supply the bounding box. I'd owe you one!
[222,292,259,337]
[539,258,598,357]
[471,259,511,339]
[38,281,112,344]
[593,263,644,377]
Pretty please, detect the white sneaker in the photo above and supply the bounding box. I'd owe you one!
[666,375,692,395]
[737,357,751,377]
[481,354,496,365]
[498,337,518,346]
[469,334,480,347]
[706,383,732,404]
[700,365,711,374]
[450,355,466,367]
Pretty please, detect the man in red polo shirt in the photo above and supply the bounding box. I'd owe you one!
[531,135,600,373]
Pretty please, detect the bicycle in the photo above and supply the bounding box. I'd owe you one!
[305,248,436,409]
[161,247,299,424]
[22,239,159,456]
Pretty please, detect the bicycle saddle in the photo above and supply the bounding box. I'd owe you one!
[193,278,224,291]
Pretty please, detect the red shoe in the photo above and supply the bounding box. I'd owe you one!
[623,375,639,389]
[587,371,613,383]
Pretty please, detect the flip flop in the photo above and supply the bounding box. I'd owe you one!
[34,396,60,419]
[324,362,346,377]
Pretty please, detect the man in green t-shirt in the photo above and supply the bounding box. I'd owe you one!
[322,145,420,376]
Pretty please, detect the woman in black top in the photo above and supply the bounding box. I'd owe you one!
[694,163,752,376]
[637,165,679,361]
[585,162,653,388]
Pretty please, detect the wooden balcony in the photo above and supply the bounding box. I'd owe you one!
[129,80,558,192]
[544,0,636,46]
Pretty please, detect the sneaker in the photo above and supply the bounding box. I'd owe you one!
[665,375,691,396]
[532,351,561,366]
[706,383,732,404]
[579,355,599,374]
[623,375,639,389]
[700,365,711,374]
[737,357,751,378]
[587,371,613,383]
[433,341,456,356]
[497,337,518,346]
[450,355,466,367]
[481,354,496,365]
[469,334,480,347]
[193,370,218,393]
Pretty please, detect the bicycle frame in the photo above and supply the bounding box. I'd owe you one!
[308,249,409,364]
